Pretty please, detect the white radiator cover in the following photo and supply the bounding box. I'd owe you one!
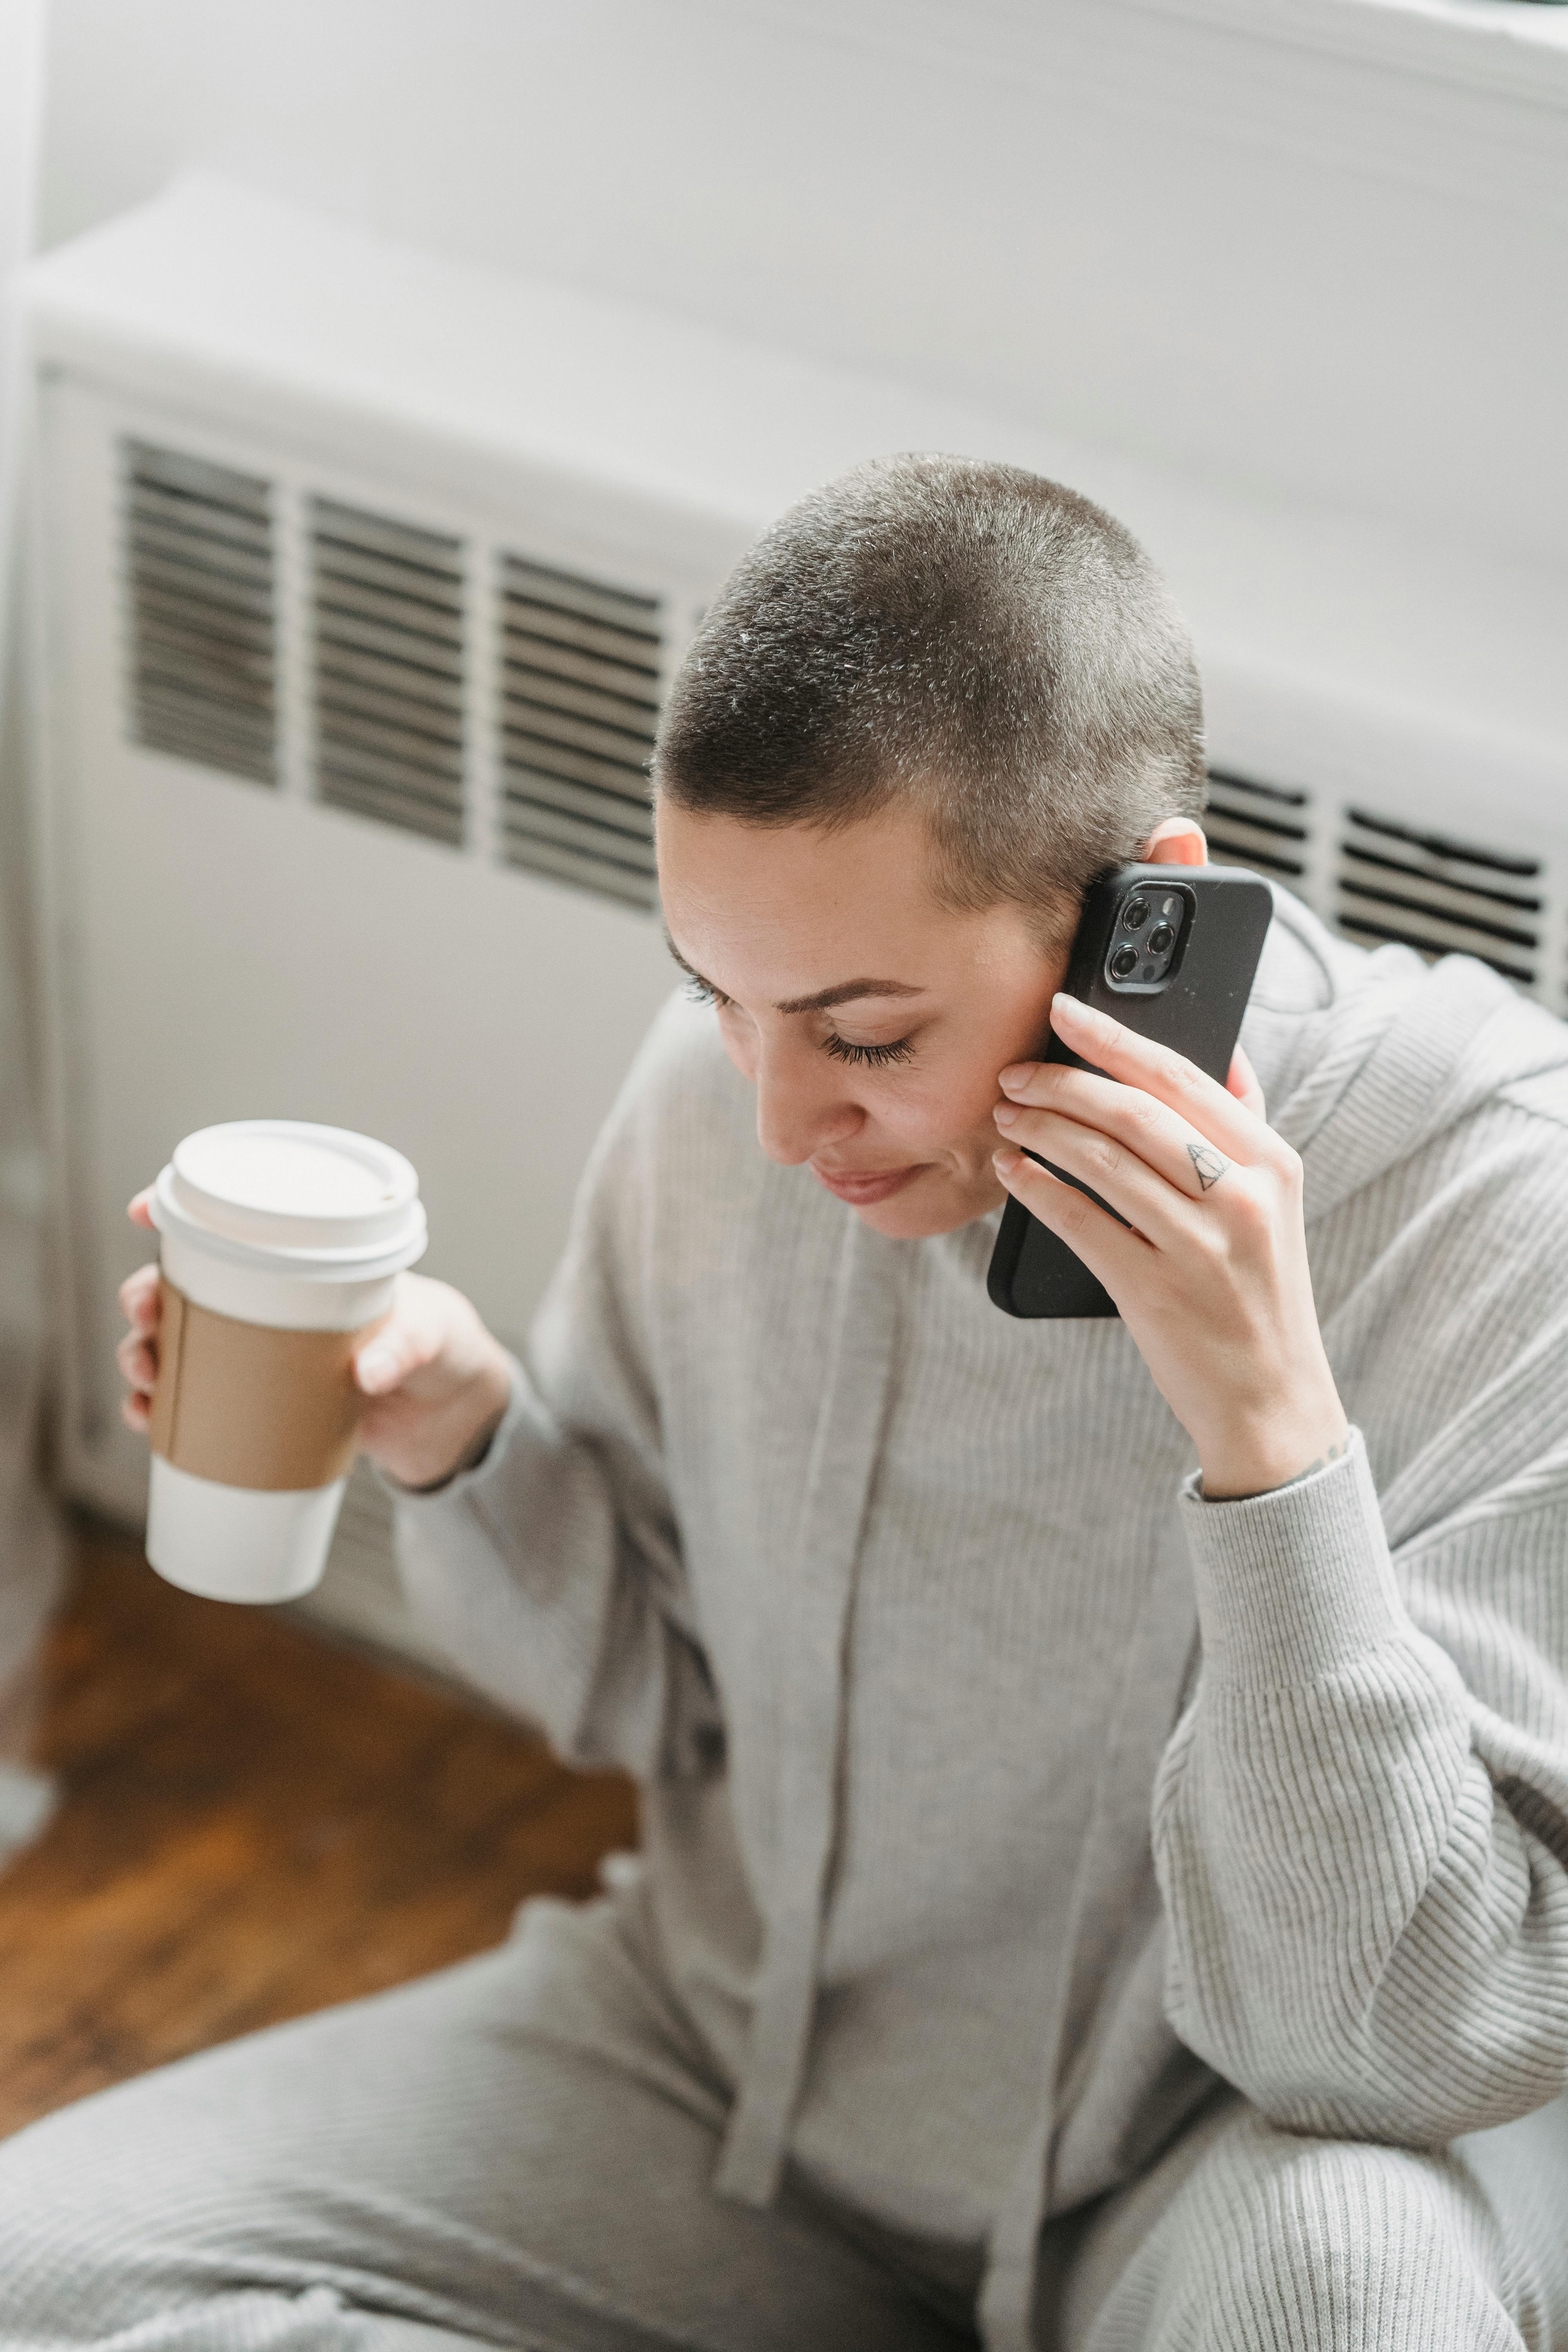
[23,176,1568,1661]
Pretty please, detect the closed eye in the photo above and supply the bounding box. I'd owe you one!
[824,1034,915,1068]
[687,976,915,1068]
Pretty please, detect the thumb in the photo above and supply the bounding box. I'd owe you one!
[356,1319,434,1397]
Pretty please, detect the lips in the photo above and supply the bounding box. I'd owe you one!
[811,1162,924,1206]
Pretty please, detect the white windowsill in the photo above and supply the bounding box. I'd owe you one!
[1140,0,1568,94]
[729,0,1568,222]
[743,0,1568,101]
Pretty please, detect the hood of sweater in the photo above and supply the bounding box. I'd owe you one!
[1242,887,1568,1216]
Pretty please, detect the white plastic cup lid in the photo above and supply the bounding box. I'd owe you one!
[149,1120,427,1282]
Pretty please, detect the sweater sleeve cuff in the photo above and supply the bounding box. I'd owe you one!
[1178,1428,1409,1686]
[375,1352,532,1511]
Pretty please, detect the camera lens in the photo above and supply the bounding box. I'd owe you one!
[1110,944,1139,979]
[1122,898,1150,930]
[1147,923,1174,956]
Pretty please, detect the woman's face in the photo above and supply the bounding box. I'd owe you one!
[655,796,1072,1239]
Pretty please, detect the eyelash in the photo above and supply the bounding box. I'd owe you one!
[823,1033,916,1068]
[685,978,915,1069]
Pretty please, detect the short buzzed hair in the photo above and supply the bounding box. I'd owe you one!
[654,453,1205,944]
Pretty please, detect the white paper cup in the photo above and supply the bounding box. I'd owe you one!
[146,1459,352,1604]
[144,1122,427,1604]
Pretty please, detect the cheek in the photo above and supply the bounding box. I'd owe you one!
[715,1017,997,1161]
[880,1063,998,1153]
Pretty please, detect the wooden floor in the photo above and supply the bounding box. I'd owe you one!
[0,1527,637,2138]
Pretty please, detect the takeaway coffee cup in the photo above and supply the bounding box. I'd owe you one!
[143,1121,427,1604]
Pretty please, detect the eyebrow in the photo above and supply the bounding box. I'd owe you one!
[664,933,924,1017]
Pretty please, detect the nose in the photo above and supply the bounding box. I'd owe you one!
[753,1035,862,1166]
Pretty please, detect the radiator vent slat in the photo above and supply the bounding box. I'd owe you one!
[315,507,465,579]
[315,581,464,655]
[124,441,277,785]
[136,648,274,715]
[1344,806,1541,882]
[1204,768,1310,880]
[316,644,465,718]
[1335,807,1543,985]
[502,692,657,764]
[134,612,275,682]
[505,557,660,635]
[311,500,465,849]
[500,552,659,910]
[131,574,274,633]
[495,830,660,911]
[136,680,276,746]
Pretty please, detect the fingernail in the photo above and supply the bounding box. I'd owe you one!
[1052,991,1095,1021]
[993,1147,1022,1178]
[358,1345,395,1390]
[998,1063,1034,1093]
[993,1103,1017,1127]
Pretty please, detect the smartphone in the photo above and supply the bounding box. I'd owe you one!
[986,862,1274,1319]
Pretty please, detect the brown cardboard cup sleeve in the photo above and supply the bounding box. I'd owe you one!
[148,1279,389,1492]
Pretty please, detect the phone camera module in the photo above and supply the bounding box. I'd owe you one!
[1107,882,1187,990]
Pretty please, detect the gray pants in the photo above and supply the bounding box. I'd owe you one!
[2,1893,1566,2352]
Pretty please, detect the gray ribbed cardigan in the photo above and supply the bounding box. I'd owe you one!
[393,889,1568,2348]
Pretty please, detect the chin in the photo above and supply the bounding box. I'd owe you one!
[850,1172,999,1240]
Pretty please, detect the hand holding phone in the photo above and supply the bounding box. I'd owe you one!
[987,862,1272,1318]
[984,866,1348,1499]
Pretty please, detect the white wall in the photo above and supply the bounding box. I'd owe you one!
[1,0,49,1276]
[37,0,1568,588]
[1,0,45,557]
[0,0,64,1842]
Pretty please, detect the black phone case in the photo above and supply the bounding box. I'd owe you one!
[986,862,1274,1319]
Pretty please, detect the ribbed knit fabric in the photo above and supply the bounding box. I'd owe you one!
[6,888,1568,2351]
[2,1921,1563,2348]
[1059,2087,1568,2350]
[385,888,1568,2344]
[0,1922,980,2352]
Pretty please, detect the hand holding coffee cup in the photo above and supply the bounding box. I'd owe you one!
[118,1122,511,1604]
[120,1258,512,1493]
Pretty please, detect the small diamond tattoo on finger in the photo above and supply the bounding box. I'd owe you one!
[1187,1143,1229,1192]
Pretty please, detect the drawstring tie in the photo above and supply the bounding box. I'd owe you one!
[981,1530,1200,2348]
[716,1216,899,2203]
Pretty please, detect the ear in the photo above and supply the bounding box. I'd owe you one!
[1142,817,1207,868]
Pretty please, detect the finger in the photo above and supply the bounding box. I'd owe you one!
[116,1332,158,1392]
[355,1338,404,1396]
[996,1059,1240,1207]
[355,1315,441,1397]
[1227,1042,1266,1121]
[1011,995,1267,1161]
[118,1263,162,1328]
[121,1391,151,1432]
[992,1146,1150,1298]
[127,1189,157,1232]
[994,1100,1219,1240]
